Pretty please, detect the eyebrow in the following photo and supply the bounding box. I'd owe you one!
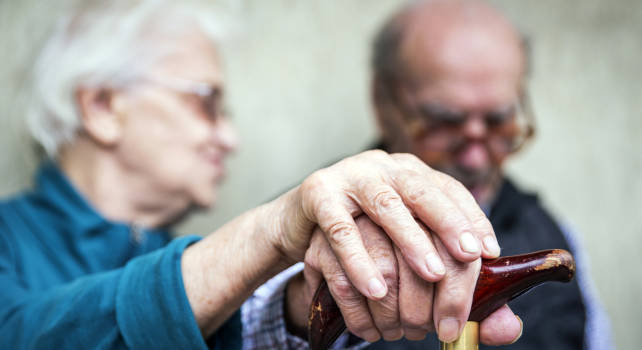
[417,101,516,115]
[417,102,464,116]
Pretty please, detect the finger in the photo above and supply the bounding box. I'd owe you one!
[304,229,381,342]
[302,230,327,297]
[431,234,481,343]
[395,244,434,341]
[392,153,499,258]
[479,304,523,345]
[390,153,482,262]
[432,171,500,258]
[351,180,446,282]
[356,217,403,341]
[301,172,388,300]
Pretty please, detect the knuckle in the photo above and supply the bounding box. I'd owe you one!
[325,221,356,246]
[382,329,404,342]
[344,313,375,336]
[372,302,401,330]
[391,152,416,161]
[391,152,423,168]
[402,180,432,207]
[353,150,394,170]
[397,172,440,209]
[301,170,331,196]
[441,285,471,310]
[300,172,330,209]
[370,189,403,215]
[345,322,373,338]
[328,274,360,302]
[401,311,431,330]
[351,150,373,164]
[364,149,389,159]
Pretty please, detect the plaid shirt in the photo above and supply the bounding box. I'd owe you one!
[242,263,367,350]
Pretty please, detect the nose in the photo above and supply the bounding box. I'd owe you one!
[462,113,488,140]
[213,118,239,153]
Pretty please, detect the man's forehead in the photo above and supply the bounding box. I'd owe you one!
[397,1,524,89]
[413,77,520,110]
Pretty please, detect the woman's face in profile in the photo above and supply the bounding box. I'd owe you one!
[109,30,238,210]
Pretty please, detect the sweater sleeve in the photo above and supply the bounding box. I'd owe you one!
[560,224,614,350]
[0,234,215,350]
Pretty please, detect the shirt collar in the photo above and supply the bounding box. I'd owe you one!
[33,161,172,239]
[33,161,109,233]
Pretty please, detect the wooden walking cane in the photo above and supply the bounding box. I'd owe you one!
[308,249,575,350]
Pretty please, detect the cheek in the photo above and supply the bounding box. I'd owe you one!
[117,104,211,190]
[488,135,516,166]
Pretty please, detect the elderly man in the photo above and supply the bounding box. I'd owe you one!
[0,1,523,349]
[366,0,611,349]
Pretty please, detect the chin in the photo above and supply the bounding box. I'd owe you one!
[193,194,215,209]
[191,185,218,209]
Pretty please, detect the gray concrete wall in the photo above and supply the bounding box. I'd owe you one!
[1,1,640,348]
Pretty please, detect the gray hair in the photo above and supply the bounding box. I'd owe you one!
[371,8,409,85]
[27,0,233,156]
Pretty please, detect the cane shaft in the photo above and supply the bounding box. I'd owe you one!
[440,322,479,350]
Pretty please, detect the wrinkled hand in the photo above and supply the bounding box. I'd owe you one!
[287,216,522,345]
[275,150,501,300]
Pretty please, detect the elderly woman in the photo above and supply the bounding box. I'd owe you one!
[0,1,522,349]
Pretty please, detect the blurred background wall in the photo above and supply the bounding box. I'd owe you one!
[1,0,640,348]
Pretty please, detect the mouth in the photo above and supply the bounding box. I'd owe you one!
[439,143,494,189]
[456,142,490,170]
[202,150,226,179]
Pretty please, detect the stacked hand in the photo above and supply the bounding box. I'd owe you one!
[277,150,521,344]
[182,150,521,345]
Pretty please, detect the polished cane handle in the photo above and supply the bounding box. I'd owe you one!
[308,249,575,350]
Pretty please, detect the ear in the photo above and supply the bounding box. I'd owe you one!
[75,87,124,147]
[371,76,405,143]
[371,76,391,136]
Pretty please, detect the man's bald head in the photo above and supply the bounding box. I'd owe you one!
[373,0,528,86]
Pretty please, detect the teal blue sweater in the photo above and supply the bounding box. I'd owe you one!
[0,163,241,349]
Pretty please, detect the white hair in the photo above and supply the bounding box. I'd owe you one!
[27,0,234,156]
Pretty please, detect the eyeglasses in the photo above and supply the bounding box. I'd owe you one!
[138,76,228,123]
[403,94,535,152]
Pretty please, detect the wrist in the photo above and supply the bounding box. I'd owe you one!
[180,205,295,337]
[265,186,315,264]
[243,203,294,280]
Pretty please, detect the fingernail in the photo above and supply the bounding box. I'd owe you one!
[483,236,501,257]
[426,252,446,276]
[368,278,387,299]
[459,232,480,254]
[510,316,523,344]
[438,318,461,343]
